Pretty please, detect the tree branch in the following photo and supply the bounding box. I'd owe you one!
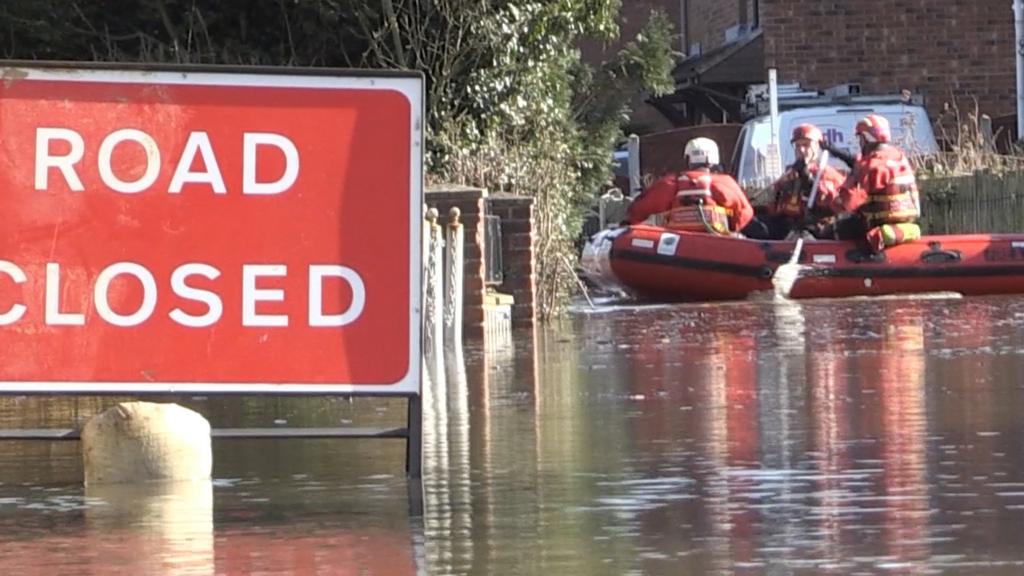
[381,0,407,67]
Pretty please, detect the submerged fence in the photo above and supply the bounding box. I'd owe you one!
[423,207,465,384]
[919,171,1024,234]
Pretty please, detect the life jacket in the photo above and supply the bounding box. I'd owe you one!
[859,149,920,228]
[774,169,806,218]
[775,164,840,220]
[665,171,732,234]
[775,175,807,219]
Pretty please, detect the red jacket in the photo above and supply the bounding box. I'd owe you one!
[835,145,920,226]
[626,170,754,232]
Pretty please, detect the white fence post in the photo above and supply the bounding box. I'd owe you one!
[422,205,430,378]
[424,208,444,382]
[444,207,464,349]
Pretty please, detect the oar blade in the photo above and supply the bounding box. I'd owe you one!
[772,237,804,298]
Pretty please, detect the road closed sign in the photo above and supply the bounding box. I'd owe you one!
[0,64,422,394]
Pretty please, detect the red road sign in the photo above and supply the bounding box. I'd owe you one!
[0,65,422,394]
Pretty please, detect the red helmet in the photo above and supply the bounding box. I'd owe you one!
[791,123,823,143]
[855,114,891,143]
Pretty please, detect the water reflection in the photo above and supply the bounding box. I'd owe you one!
[85,480,215,575]
[879,304,929,570]
[3,297,1024,574]
[804,300,932,573]
[805,302,853,568]
[567,296,1024,574]
[0,476,423,576]
[422,342,474,572]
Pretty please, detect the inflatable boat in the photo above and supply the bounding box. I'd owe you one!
[580,225,1024,301]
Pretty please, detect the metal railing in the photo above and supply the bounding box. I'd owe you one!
[483,213,504,286]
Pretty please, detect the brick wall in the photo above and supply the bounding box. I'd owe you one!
[425,187,487,339]
[685,0,742,53]
[424,188,539,337]
[761,0,1015,120]
[488,195,537,328]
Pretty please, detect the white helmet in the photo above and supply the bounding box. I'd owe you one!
[684,137,720,166]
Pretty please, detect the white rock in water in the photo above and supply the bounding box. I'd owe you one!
[82,402,212,485]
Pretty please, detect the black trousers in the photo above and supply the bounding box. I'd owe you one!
[832,213,868,242]
[743,214,835,241]
[742,215,792,240]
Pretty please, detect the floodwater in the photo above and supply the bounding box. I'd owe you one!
[2,294,1024,575]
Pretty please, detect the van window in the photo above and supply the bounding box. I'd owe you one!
[612,148,629,179]
[735,118,777,192]
[729,124,747,178]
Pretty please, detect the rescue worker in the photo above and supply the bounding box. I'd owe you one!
[833,114,922,253]
[753,123,846,240]
[625,137,754,235]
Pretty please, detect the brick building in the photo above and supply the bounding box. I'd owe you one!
[579,0,685,133]
[651,0,1017,129]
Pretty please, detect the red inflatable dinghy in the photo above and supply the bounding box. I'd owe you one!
[581,224,1024,301]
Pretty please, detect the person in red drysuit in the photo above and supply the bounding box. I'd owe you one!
[832,114,922,253]
[624,137,754,235]
[755,123,846,240]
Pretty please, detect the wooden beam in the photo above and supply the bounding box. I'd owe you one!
[650,98,689,126]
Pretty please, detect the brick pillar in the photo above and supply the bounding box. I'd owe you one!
[488,195,536,328]
[425,186,487,339]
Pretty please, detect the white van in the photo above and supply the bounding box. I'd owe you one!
[730,102,939,193]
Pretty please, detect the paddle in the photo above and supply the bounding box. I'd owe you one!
[772,149,830,298]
